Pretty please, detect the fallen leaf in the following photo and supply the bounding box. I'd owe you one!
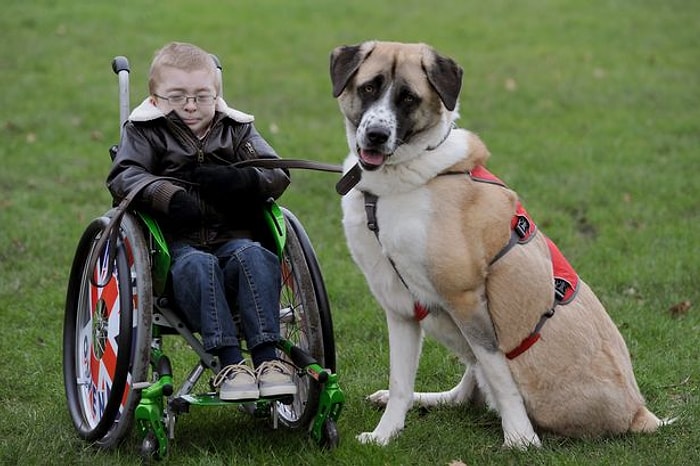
[668,300,692,318]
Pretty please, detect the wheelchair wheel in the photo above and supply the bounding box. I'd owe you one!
[63,210,153,446]
[275,208,335,429]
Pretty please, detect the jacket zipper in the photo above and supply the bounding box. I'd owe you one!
[195,138,207,245]
[167,116,222,246]
[194,119,221,246]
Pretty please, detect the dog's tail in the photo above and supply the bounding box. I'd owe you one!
[629,406,676,433]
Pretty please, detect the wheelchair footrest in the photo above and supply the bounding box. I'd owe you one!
[174,393,292,408]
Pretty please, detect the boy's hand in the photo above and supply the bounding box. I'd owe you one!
[193,166,259,201]
[167,190,201,224]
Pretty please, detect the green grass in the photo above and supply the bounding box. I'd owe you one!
[1,0,698,464]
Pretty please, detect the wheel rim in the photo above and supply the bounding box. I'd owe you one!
[276,256,314,424]
[274,211,334,427]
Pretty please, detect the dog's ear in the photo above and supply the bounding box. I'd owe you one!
[330,41,376,98]
[423,49,463,111]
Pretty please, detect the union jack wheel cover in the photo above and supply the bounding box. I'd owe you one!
[74,234,133,430]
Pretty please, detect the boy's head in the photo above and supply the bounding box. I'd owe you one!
[149,42,221,138]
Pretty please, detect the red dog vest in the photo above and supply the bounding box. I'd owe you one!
[469,166,580,358]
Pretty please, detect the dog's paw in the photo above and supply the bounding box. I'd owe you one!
[356,431,392,446]
[502,432,541,450]
[367,390,390,406]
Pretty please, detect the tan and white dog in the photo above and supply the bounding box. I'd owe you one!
[330,40,664,448]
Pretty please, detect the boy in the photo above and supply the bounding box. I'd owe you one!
[107,42,295,401]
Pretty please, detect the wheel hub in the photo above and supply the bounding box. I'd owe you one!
[92,299,108,359]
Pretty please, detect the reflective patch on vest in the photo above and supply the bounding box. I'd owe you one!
[511,203,537,244]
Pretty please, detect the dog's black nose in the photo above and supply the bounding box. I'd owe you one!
[366,127,390,145]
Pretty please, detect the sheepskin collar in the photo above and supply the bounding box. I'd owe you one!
[127,97,255,124]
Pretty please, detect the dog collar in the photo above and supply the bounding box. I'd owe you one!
[426,122,455,152]
[335,124,456,196]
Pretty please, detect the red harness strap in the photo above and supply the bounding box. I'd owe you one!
[414,302,430,321]
[505,332,541,359]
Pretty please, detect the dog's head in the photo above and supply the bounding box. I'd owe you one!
[330,41,463,171]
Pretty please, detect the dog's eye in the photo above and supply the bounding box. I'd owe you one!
[361,84,375,95]
[398,91,419,106]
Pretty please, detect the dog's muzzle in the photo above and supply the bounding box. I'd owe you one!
[357,126,393,170]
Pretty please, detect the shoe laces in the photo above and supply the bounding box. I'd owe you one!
[255,359,293,378]
[213,362,255,388]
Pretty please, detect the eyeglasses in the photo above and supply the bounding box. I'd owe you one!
[153,93,217,106]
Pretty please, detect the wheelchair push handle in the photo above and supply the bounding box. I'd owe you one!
[112,56,130,74]
[112,56,131,137]
[209,54,223,96]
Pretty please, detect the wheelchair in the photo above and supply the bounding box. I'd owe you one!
[62,56,344,460]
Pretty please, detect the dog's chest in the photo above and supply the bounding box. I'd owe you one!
[376,191,430,250]
[372,189,438,296]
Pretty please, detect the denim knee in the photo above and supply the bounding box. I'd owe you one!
[169,242,239,351]
[217,241,282,349]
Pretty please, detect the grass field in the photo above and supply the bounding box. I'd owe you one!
[1,0,698,464]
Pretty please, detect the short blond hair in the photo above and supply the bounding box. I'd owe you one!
[148,42,220,94]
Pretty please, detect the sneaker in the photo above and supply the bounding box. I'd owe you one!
[213,363,259,401]
[256,360,297,398]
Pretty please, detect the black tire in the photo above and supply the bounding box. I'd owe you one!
[63,210,152,446]
[275,209,335,429]
[321,419,340,450]
[140,431,161,462]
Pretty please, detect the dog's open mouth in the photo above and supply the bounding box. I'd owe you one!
[358,148,389,170]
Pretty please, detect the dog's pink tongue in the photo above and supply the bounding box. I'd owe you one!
[359,149,385,167]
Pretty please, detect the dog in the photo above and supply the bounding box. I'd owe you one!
[330,40,664,448]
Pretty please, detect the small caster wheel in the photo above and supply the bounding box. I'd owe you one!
[140,431,161,462]
[320,419,339,450]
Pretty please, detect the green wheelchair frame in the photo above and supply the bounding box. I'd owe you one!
[61,56,344,460]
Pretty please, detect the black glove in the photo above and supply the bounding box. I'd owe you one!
[167,190,202,224]
[192,165,259,202]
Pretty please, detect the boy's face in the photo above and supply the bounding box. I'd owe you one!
[151,67,217,138]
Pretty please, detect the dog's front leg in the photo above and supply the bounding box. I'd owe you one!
[368,309,480,409]
[474,347,541,449]
[457,300,541,449]
[357,311,423,446]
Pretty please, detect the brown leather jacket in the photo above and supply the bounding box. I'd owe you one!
[106,98,291,248]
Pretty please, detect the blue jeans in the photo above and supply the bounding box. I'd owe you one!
[169,239,282,354]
